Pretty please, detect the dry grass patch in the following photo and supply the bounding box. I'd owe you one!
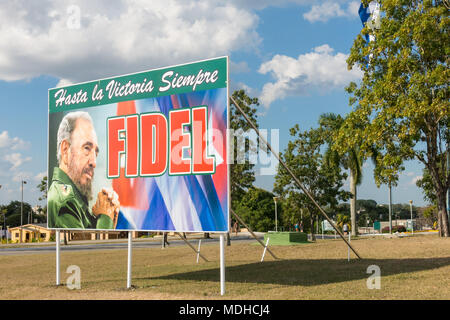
[0,235,449,299]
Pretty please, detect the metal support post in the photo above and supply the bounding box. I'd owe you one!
[56,230,60,285]
[127,231,132,289]
[261,237,270,262]
[220,233,225,296]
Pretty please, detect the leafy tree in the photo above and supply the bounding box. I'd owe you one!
[418,205,438,228]
[234,187,279,232]
[339,0,450,236]
[274,125,350,241]
[416,153,448,207]
[3,201,32,227]
[37,176,48,201]
[35,176,48,224]
[376,204,390,221]
[355,199,377,226]
[279,192,309,232]
[229,89,260,209]
[319,113,364,236]
[0,207,7,234]
[227,89,260,244]
[336,213,351,231]
[416,168,436,205]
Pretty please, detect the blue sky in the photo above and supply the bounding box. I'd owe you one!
[0,0,427,208]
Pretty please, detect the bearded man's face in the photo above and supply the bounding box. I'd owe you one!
[66,118,99,200]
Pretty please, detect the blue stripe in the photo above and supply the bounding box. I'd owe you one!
[142,183,175,230]
[359,3,371,26]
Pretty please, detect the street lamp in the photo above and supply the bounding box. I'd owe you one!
[273,197,278,232]
[2,212,6,243]
[409,200,414,235]
[20,180,27,243]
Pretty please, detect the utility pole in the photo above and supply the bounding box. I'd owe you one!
[20,180,27,243]
[3,212,6,243]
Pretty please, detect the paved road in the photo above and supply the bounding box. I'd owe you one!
[2,231,431,256]
[0,234,263,256]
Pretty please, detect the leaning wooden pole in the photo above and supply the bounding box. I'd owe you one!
[231,209,278,260]
[176,233,209,262]
[230,96,362,260]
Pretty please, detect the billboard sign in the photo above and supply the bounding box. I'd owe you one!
[47,57,229,232]
[322,220,335,232]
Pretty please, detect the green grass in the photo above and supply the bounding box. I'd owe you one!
[264,232,308,245]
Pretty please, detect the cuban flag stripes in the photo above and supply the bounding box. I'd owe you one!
[358,1,381,42]
[111,89,229,233]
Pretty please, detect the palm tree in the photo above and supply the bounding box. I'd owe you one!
[336,213,351,231]
[319,113,363,236]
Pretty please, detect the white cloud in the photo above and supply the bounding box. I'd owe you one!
[12,172,34,183]
[0,0,261,83]
[347,1,362,18]
[303,1,360,23]
[231,82,259,98]
[230,61,251,74]
[34,171,48,182]
[258,44,362,108]
[55,78,74,88]
[0,131,31,150]
[228,0,319,10]
[3,153,32,170]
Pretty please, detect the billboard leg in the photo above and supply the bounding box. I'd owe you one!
[347,233,351,262]
[127,231,132,289]
[56,230,60,286]
[196,240,202,264]
[220,233,225,296]
[261,237,270,262]
[231,209,278,260]
[176,233,208,262]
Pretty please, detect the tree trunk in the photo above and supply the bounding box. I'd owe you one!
[437,190,450,237]
[350,170,357,236]
[310,214,316,241]
[424,149,449,237]
[422,119,449,237]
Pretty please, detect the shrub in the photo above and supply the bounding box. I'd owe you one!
[382,225,407,233]
[393,225,406,233]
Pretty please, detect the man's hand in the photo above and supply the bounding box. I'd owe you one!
[92,188,120,228]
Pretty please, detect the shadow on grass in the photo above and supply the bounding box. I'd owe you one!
[141,257,450,286]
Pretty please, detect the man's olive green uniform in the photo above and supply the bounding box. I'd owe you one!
[48,167,113,229]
